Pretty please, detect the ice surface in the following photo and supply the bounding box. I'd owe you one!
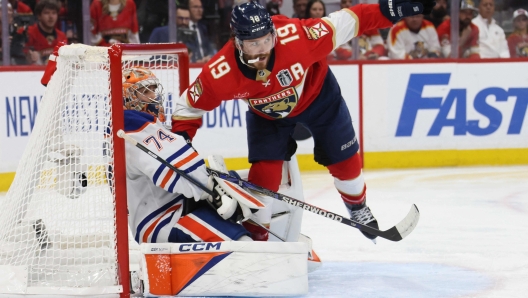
[2,165,527,297]
[299,165,528,297]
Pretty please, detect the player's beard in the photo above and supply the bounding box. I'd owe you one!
[243,52,271,70]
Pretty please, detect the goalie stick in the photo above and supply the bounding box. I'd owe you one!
[117,130,420,242]
[207,168,419,242]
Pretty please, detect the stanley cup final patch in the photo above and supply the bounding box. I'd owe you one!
[188,78,203,103]
[303,22,329,40]
[276,69,293,87]
[248,87,299,119]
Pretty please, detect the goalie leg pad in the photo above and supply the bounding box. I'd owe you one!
[140,241,308,297]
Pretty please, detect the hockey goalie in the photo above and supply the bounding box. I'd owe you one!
[117,67,315,296]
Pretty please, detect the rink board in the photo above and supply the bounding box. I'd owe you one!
[362,61,528,168]
[1,61,528,190]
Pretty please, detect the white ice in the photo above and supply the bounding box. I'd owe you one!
[300,165,528,297]
[1,165,527,297]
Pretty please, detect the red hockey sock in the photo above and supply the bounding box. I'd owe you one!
[327,154,366,205]
[248,160,283,192]
[242,221,270,241]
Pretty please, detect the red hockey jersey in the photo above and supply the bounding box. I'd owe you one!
[90,0,139,45]
[437,19,480,59]
[172,4,392,138]
[25,24,67,64]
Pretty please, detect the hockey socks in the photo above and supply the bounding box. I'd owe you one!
[328,154,378,241]
[242,221,270,241]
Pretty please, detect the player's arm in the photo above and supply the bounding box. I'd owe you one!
[325,0,434,48]
[172,58,227,140]
[125,113,209,201]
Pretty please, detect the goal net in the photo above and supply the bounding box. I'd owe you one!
[0,44,189,296]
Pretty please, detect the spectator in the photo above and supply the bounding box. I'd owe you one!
[9,0,32,15]
[507,8,528,58]
[424,0,449,28]
[20,0,36,11]
[340,0,351,8]
[149,6,202,62]
[2,0,30,65]
[332,0,386,60]
[136,0,168,43]
[266,1,280,16]
[188,0,215,63]
[90,0,139,46]
[24,0,66,65]
[292,0,307,18]
[149,7,190,43]
[388,14,441,59]
[303,0,325,19]
[472,0,509,58]
[437,0,480,58]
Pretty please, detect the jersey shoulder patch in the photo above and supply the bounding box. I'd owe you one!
[302,21,330,40]
[124,110,156,133]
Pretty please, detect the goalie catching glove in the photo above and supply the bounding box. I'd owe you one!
[201,176,266,222]
[379,0,436,23]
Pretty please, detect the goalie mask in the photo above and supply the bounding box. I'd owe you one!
[123,67,166,122]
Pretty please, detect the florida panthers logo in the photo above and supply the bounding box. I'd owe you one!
[249,87,298,118]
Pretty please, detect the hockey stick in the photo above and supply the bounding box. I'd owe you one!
[116,130,286,241]
[206,168,420,242]
[117,130,419,242]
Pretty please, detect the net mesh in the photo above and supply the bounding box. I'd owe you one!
[0,44,182,294]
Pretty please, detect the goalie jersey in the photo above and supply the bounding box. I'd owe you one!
[123,110,208,243]
[172,4,392,138]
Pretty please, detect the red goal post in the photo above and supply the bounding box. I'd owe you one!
[0,43,189,297]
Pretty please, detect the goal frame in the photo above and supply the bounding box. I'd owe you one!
[108,43,189,298]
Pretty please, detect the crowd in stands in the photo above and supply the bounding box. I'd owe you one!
[0,0,527,65]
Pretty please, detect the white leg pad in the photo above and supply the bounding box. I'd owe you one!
[140,241,308,297]
[269,155,305,242]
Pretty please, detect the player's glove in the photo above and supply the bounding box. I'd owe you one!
[379,0,436,24]
[202,175,265,223]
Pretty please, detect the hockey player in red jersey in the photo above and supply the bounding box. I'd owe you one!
[172,0,435,242]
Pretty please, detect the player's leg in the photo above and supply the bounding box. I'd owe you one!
[302,69,378,241]
[245,110,296,241]
[169,207,251,242]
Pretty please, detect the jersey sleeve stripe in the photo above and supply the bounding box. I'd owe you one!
[159,151,200,189]
[167,158,204,193]
[135,195,184,243]
[153,146,190,184]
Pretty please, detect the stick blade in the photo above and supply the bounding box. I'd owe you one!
[394,204,420,240]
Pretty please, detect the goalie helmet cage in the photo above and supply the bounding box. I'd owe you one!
[0,43,189,297]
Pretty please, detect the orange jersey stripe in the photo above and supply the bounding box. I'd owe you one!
[142,204,181,243]
[178,215,224,242]
[160,151,199,188]
[225,181,265,208]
